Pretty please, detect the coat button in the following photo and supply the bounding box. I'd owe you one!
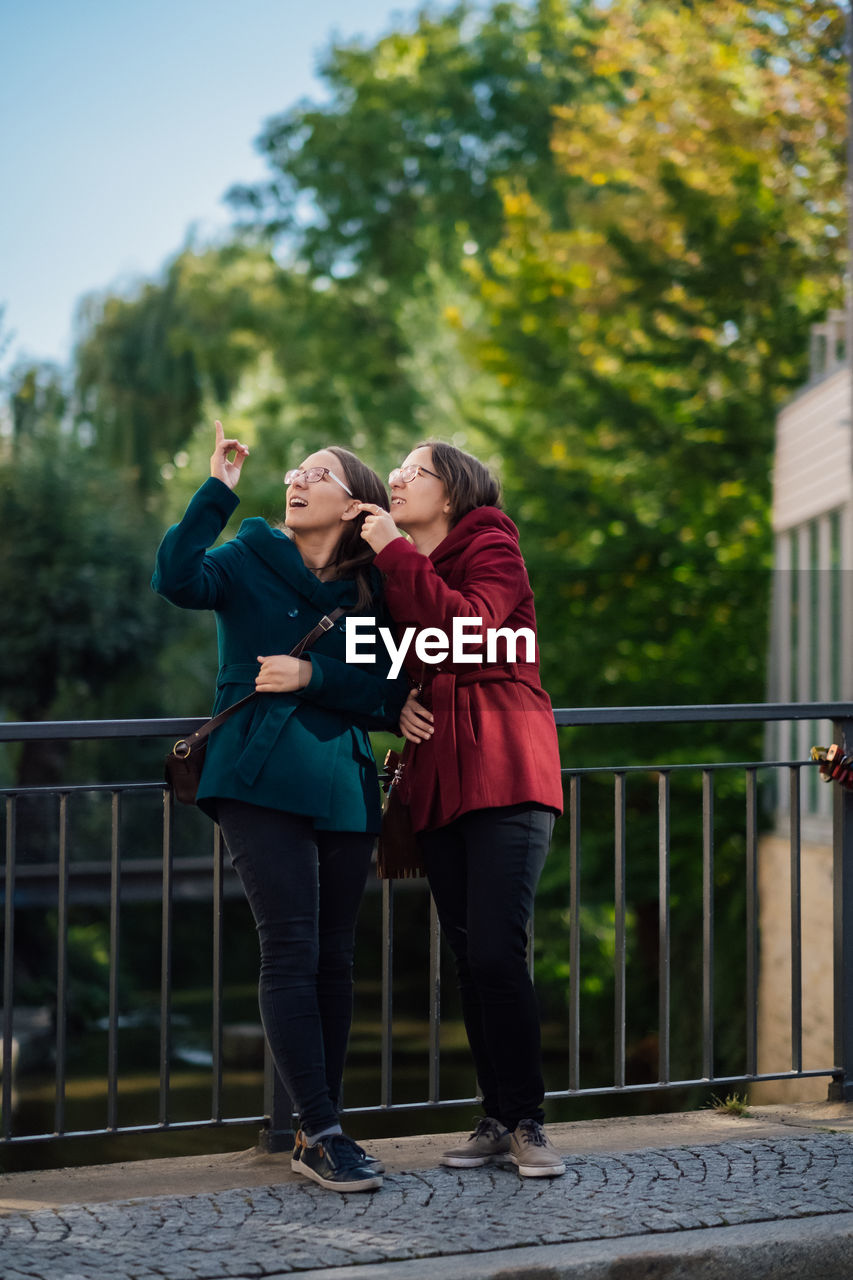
[288,607,299,617]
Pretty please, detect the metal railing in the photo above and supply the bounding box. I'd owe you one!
[1,702,852,1157]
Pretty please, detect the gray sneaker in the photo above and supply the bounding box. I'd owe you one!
[441,1117,511,1167]
[508,1119,566,1177]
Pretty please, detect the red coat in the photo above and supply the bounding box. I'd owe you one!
[374,507,564,833]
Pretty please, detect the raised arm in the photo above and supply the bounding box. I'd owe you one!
[151,421,249,610]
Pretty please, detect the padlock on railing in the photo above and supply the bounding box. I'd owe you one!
[811,743,853,790]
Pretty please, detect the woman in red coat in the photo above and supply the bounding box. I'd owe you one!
[358,441,565,1178]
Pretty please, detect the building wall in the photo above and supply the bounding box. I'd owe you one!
[767,509,845,830]
[755,348,849,1104]
[767,366,851,829]
[773,367,849,533]
[752,834,834,1104]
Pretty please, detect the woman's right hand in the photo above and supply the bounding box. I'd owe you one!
[400,689,434,743]
[210,419,249,490]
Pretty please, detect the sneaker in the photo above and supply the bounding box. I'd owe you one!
[440,1117,511,1168]
[508,1119,566,1177]
[352,1142,385,1175]
[291,1131,382,1192]
[292,1131,386,1176]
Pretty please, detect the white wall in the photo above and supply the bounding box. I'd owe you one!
[773,368,850,533]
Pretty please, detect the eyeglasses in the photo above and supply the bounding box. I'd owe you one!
[284,467,353,496]
[388,464,442,486]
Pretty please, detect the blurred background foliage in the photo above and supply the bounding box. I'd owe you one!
[0,0,847,1112]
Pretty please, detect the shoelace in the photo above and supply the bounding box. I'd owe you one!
[323,1134,370,1169]
[516,1120,547,1147]
[471,1118,505,1142]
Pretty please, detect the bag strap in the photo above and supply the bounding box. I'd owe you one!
[289,606,344,657]
[173,607,344,757]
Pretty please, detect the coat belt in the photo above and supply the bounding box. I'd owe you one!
[235,700,297,787]
[423,664,540,816]
[213,664,297,788]
[216,662,260,688]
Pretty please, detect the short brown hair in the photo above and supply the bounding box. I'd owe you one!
[415,440,501,527]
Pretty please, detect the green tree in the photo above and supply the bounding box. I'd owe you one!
[466,0,846,709]
[73,242,279,492]
[7,360,68,440]
[0,367,166,779]
[460,0,847,1085]
[229,0,600,284]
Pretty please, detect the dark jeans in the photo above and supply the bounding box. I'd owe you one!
[418,803,555,1132]
[216,800,374,1138]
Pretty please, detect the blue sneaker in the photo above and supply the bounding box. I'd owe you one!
[291,1131,382,1192]
[291,1129,386,1176]
[352,1140,386,1175]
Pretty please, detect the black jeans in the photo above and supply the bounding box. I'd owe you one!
[216,800,374,1138]
[418,803,555,1132]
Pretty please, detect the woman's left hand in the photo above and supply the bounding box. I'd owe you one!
[399,690,434,742]
[357,503,403,553]
[255,655,312,693]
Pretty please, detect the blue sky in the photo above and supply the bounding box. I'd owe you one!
[0,0,453,373]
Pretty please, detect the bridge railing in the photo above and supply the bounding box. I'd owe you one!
[1,702,852,1157]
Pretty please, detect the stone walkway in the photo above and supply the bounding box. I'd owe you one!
[2,1105,853,1279]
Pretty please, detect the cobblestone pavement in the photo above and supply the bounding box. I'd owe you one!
[2,1132,853,1279]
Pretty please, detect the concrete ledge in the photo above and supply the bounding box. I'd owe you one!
[2,1107,853,1280]
[289,1213,853,1280]
[3,1102,851,1211]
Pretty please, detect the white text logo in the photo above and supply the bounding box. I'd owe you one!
[345,617,534,679]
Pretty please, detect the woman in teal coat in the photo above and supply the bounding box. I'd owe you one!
[153,422,405,1193]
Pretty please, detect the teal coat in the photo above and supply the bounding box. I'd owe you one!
[152,478,407,832]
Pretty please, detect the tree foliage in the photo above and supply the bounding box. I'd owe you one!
[0,367,164,729]
[229,1,600,282]
[73,243,281,492]
[463,0,846,708]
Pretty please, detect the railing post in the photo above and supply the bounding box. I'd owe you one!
[2,797,16,1140]
[158,791,174,1128]
[745,769,758,1079]
[829,716,853,1101]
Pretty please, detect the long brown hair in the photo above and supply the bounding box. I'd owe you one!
[416,440,501,527]
[324,446,390,608]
